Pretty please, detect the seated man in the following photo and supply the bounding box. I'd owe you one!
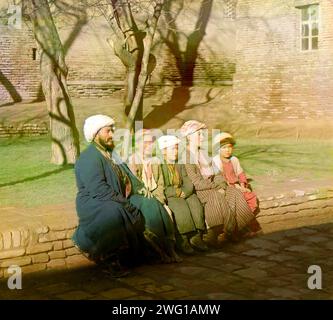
[72,114,145,277]
[157,135,208,255]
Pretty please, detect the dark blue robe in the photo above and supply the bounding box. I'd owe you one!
[72,144,144,259]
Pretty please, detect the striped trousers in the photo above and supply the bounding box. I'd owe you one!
[197,186,255,234]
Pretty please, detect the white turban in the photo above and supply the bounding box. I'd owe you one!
[83,114,115,143]
[180,120,206,137]
[157,135,180,150]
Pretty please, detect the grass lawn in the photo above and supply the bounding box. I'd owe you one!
[0,136,332,208]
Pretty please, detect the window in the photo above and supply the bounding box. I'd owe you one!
[301,4,319,51]
[224,0,237,20]
[32,48,37,60]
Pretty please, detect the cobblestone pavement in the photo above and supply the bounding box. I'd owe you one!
[0,221,332,300]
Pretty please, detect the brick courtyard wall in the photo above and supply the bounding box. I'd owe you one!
[3,1,333,121]
[1,186,332,279]
[154,0,236,86]
[0,224,91,278]
[0,25,41,102]
[0,123,48,138]
[63,1,236,91]
[233,0,333,120]
[1,1,237,102]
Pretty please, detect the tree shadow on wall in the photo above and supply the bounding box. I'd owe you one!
[144,86,219,128]
[143,0,214,127]
[0,70,22,107]
[31,0,88,103]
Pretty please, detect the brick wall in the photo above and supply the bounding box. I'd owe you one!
[1,1,237,102]
[1,186,332,279]
[0,25,41,103]
[0,224,92,278]
[0,123,48,138]
[154,0,236,86]
[63,1,236,87]
[5,1,332,122]
[233,0,333,120]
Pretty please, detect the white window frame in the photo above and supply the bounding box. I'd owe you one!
[300,4,320,51]
[223,0,236,20]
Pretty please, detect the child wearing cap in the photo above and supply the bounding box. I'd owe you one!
[212,133,261,237]
[212,132,258,213]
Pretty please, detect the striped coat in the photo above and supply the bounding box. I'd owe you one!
[185,164,255,234]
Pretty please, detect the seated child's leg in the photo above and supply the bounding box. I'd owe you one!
[247,218,262,233]
[243,191,258,213]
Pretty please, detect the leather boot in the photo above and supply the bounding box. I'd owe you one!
[177,235,194,255]
[190,232,209,252]
[203,228,218,248]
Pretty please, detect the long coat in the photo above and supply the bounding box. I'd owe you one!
[72,144,145,259]
[119,162,176,249]
[185,163,235,232]
[185,163,255,234]
[161,163,205,235]
[127,155,167,204]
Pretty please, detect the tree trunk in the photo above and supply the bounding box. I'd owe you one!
[124,69,137,115]
[126,67,148,130]
[106,36,143,121]
[124,66,143,121]
[29,0,80,165]
[40,52,80,165]
[126,0,164,130]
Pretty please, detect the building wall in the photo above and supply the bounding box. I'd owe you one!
[0,0,237,102]
[0,26,40,103]
[233,0,333,120]
[62,0,236,97]
[60,18,126,98]
[3,1,333,121]
[154,0,236,86]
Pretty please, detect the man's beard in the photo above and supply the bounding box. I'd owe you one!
[98,136,114,150]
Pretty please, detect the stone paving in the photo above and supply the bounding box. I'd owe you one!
[0,220,332,300]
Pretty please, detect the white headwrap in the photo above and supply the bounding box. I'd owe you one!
[83,114,115,143]
[157,135,180,150]
[180,120,206,137]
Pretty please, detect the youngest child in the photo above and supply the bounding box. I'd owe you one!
[212,132,258,214]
